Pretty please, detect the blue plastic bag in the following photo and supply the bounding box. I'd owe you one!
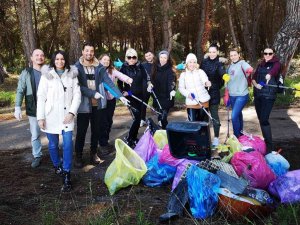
[265,151,290,177]
[186,165,221,219]
[143,154,177,187]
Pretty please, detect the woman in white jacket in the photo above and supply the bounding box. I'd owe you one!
[179,53,211,122]
[37,50,81,192]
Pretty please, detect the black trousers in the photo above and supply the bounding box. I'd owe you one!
[127,94,143,141]
[98,98,116,146]
[187,108,209,122]
[75,106,100,157]
[141,91,151,121]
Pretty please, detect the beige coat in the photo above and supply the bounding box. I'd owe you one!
[37,65,81,134]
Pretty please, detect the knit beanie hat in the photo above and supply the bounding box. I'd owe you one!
[186,53,197,63]
[158,50,169,58]
[125,48,138,58]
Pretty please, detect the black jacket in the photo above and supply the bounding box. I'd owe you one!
[118,61,149,95]
[253,57,281,100]
[152,63,176,110]
[200,57,225,105]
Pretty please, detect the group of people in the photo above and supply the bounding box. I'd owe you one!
[14,42,281,192]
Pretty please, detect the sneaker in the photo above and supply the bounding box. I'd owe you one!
[74,157,83,168]
[140,120,147,127]
[54,166,63,176]
[212,137,219,147]
[31,157,42,168]
[90,153,104,164]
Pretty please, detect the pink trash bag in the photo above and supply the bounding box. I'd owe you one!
[231,151,276,190]
[134,130,161,162]
[158,144,185,167]
[238,133,266,155]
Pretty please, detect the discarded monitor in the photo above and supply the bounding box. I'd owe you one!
[166,121,211,161]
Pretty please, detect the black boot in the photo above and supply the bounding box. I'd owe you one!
[261,125,273,153]
[159,178,189,222]
[61,171,71,192]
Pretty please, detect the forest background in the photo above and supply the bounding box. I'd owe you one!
[0,0,299,77]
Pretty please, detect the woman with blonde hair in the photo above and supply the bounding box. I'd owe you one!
[179,53,211,122]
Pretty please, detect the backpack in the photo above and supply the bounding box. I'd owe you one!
[241,66,252,87]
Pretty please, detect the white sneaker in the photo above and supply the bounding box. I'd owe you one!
[212,137,219,147]
[140,120,146,127]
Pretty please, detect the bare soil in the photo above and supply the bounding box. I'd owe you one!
[0,137,299,225]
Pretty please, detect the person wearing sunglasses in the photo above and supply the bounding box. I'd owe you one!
[252,47,281,153]
[118,48,152,147]
[150,50,176,129]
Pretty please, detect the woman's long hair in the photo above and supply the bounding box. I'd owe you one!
[99,53,114,74]
[151,54,176,83]
[50,50,70,71]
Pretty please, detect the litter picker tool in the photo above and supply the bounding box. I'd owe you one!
[259,81,297,91]
[127,90,162,115]
[151,89,163,111]
[191,93,221,126]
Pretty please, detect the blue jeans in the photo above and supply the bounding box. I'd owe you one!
[230,94,249,137]
[46,131,73,172]
[28,116,42,158]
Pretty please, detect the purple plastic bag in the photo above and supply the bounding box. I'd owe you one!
[268,170,300,204]
[238,135,266,155]
[171,159,199,191]
[134,130,161,162]
[231,151,276,190]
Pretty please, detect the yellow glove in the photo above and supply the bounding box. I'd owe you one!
[222,74,230,83]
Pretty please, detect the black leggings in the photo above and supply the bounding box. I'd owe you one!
[187,108,209,122]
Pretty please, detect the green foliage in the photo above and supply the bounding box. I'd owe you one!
[40,199,61,225]
[88,208,117,225]
[0,91,15,107]
[272,204,300,225]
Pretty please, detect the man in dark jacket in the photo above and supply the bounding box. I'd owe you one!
[74,42,128,168]
[14,49,45,168]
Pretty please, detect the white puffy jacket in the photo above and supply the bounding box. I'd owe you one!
[37,65,81,134]
[178,69,210,106]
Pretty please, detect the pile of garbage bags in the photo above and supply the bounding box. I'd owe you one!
[104,129,300,221]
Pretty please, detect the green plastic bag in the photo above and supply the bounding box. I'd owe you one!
[153,130,168,149]
[104,139,147,195]
[222,135,242,163]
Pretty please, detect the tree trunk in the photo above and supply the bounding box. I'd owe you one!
[104,0,112,53]
[240,0,264,63]
[195,0,206,60]
[146,0,154,52]
[17,0,36,67]
[273,0,300,76]
[225,0,238,47]
[162,0,172,52]
[32,0,40,48]
[69,0,81,64]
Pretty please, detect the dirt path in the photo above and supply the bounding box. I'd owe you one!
[0,106,299,225]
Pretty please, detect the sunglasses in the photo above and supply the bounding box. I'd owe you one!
[127,56,137,60]
[264,52,273,56]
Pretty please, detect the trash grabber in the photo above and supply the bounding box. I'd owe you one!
[127,90,162,115]
[151,89,163,111]
[224,106,230,144]
[190,93,221,126]
[259,81,297,90]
